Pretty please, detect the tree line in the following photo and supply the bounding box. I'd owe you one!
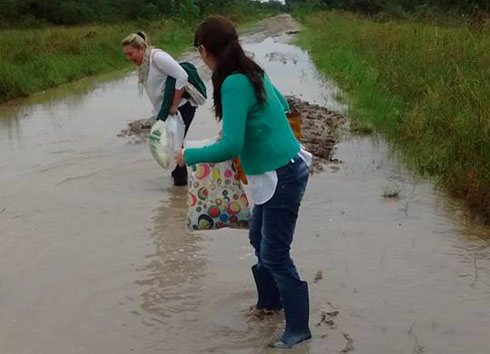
[0,0,284,27]
[285,0,488,14]
[1,0,486,27]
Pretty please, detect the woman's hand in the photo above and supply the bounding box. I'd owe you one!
[169,104,179,115]
[175,148,185,167]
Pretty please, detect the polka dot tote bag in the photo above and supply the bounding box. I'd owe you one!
[187,159,251,230]
[186,139,251,230]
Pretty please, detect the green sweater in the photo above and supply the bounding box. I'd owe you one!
[184,73,300,175]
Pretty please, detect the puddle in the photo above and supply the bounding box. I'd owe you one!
[0,15,489,354]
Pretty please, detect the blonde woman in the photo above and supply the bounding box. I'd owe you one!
[122,31,205,186]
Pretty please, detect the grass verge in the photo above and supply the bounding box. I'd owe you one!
[296,11,489,223]
[0,8,277,103]
[0,20,192,103]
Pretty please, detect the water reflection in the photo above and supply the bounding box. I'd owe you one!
[136,188,206,323]
[0,70,129,121]
[134,194,293,354]
[243,37,347,114]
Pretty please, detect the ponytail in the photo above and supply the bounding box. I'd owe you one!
[136,31,148,42]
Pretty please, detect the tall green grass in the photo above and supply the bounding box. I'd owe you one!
[0,20,193,103]
[296,11,489,222]
[0,4,278,103]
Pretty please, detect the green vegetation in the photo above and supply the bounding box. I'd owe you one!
[285,0,488,18]
[0,21,191,102]
[296,11,489,222]
[0,0,280,103]
[0,0,283,27]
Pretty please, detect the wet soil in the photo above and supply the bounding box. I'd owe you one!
[117,116,155,143]
[287,96,346,172]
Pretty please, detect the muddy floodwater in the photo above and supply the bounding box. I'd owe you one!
[1,15,489,354]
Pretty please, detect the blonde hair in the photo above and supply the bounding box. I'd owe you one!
[121,31,149,49]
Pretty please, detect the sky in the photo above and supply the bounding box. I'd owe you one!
[260,0,286,4]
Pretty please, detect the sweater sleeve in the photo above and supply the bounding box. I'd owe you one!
[152,50,188,89]
[156,76,175,121]
[184,75,254,165]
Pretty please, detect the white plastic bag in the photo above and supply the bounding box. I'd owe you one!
[148,113,185,171]
[185,139,251,230]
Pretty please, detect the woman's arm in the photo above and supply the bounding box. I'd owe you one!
[170,88,184,114]
[153,50,188,88]
[153,50,188,113]
[184,75,254,165]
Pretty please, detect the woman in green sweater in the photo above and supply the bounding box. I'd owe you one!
[176,16,312,349]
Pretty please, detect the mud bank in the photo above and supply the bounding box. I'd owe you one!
[117,116,156,143]
[287,96,346,172]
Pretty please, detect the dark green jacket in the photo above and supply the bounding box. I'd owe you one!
[157,62,207,121]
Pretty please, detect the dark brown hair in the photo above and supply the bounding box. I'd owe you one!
[194,16,265,119]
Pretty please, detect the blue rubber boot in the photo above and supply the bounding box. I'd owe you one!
[268,281,311,349]
[251,264,283,311]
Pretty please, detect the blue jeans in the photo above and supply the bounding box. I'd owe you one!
[249,155,309,292]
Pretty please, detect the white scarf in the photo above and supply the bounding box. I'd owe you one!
[137,47,154,96]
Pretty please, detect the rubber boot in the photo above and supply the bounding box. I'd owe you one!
[251,264,282,311]
[268,281,311,349]
[172,165,188,186]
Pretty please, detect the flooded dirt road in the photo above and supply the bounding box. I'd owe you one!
[1,15,489,354]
